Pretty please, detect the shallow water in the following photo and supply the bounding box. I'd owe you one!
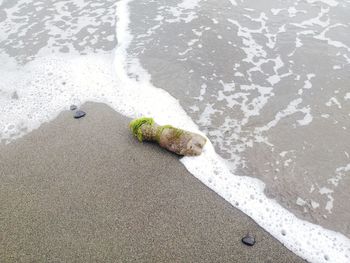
[1,0,350,262]
[126,0,350,237]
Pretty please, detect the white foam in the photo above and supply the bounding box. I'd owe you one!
[319,187,335,214]
[255,98,312,132]
[326,97,342,109]
[306,0,338,7]
[165,0,201,24]
[315,23,350,53]
[1,0,350,262]
[304,73,316,89]
[311,200,320,209]
[271,8,282,15]
[296,197,307,206]
[0,0,117,60]
[178,0,201,10]
[229,0,237,6]
[328,163,350,187]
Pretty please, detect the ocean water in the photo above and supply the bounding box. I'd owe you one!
[0,0,349,262]
[128,0,350,237]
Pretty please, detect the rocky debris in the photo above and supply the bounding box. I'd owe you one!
[129,117,206,156]
[74,110,86,119]
[241,233,255,246]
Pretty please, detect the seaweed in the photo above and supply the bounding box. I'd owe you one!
[129,117,154,142]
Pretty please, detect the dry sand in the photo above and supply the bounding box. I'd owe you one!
[0,102,305,262]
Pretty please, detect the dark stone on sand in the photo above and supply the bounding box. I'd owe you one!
[242,234,255,246]
[70,105,77,111]
[74,110,86,119]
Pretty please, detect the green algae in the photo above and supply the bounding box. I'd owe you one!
[129,117,154,142]
[156,125,171,142]
[173,128,184,138]
[156,125,184,142]
[130,117,185,143]
[129,117,206,156]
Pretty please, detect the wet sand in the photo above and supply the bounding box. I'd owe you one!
[0,102,304,262]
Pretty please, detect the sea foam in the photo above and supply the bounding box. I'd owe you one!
[0,0,350,262]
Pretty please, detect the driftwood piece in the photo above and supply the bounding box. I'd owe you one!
[129,117,207,156]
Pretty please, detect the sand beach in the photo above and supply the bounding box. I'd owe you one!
[0,103,305,262]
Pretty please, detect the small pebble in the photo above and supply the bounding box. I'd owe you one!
[242,234,255,246]
[70,105,77,111]
[74,110,86,119]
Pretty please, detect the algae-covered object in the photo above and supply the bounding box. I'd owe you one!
[129,117,207,156]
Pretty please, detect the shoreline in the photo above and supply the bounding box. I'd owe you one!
[0,102,305,262]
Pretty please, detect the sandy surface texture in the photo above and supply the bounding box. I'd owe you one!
[0,102,305,262]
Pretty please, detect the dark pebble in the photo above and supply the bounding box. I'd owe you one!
[74,110,86,119]
[70,105,77,111]
[242,234,255,246]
